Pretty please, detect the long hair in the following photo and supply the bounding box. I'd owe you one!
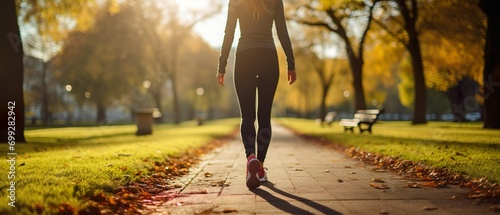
[242,0,273,20]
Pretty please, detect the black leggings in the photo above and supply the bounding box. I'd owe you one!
[234,48,279,162]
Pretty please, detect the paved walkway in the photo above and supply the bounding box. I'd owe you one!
[157,124,498,214]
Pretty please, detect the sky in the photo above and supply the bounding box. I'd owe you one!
[175,0,232,48]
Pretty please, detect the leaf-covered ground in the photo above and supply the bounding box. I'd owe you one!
[274,118,500,209]
[78,119,499,214]
[0,119,240,215]
[290,127,500,205]
[77,134,234,215]
[87,119,500,214]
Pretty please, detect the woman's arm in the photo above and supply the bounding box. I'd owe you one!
[217,0,239,74]
[274,0,295,71]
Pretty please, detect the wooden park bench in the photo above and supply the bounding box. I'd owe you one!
[339,109,381,133]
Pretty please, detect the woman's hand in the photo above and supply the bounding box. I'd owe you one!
[216,73,225,87]
[288,70,297,85]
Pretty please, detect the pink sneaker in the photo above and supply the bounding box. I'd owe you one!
[258,167,268,182]
[246,156,260,189]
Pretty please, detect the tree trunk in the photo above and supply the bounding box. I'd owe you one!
[398,0,427,124]
[408,37,427,124]
[96,103,107,124]
[446,80,467,122]
[170,69,182,124]
[41,61,50,125]
[350,59,367,111]
[170,31,182,124]
[303,7,369,113]
[0,0,26,143]
[319,85,328,122]
[480,0,500,128]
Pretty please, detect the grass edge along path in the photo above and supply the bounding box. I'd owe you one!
[276,118,500,204]
[0,118,239,215]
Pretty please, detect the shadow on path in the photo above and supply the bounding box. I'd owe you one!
[251,181,343,215]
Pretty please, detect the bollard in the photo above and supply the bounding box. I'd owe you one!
[135,108,160,135]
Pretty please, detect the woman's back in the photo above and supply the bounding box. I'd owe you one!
[218,0,294,74]
[232,0,277,50]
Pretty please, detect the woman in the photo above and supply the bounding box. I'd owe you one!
[216,0,297,189]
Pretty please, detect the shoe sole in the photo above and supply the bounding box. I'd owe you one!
[246,159,260,189]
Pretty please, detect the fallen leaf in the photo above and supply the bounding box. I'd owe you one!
[422,206,438,211]
[404,182,421,188]
[222,208,238,213]
[58,203,76,215]
[469,193,489,199]
[211,180,230,187]
[124,186,141,193]
[372,178,385,183]
[90,192,107,202]
[186,190,208,194]
[33,204,44,214]
[420,181,447,188]
[370,183,389,189]
[108,197,117,205]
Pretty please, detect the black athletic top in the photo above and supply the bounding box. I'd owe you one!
[217,0,295,73]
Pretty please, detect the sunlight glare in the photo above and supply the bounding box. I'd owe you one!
[174,0,227,48]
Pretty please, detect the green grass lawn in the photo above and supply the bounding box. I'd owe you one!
[277,118,500,183]
[0,118,239,215]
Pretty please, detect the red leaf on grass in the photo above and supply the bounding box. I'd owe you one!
[58,203,76,215]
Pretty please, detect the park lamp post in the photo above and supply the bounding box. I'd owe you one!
[196,87,205,125]
[65,85,73,125]
[84,91,91,123]
[343,90,353,113]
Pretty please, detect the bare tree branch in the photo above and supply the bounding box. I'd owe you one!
[358,0,380,61]
[372,18,407,45]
